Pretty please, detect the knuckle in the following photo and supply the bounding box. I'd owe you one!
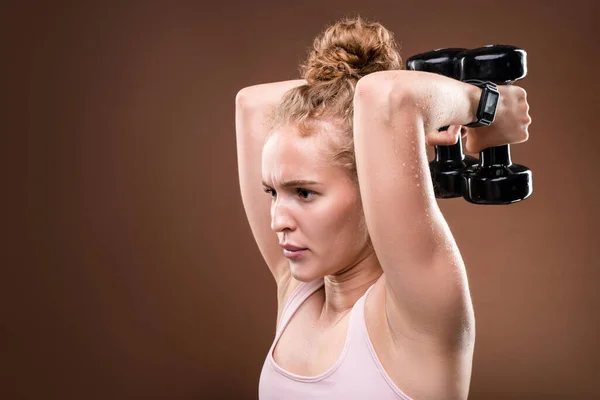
[520,87,527,98]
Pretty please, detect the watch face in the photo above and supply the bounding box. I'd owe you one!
[483,91,499,121]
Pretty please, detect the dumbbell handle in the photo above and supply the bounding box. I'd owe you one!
[480,145,511,168]
[434,137,468,162]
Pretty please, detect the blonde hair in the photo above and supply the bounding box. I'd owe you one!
[270,16,403,180]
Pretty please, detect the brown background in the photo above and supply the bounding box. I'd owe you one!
[2,0,599,399]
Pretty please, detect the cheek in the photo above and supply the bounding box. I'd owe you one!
[307,198,363,247]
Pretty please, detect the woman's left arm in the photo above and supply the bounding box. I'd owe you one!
[353,69,530,352]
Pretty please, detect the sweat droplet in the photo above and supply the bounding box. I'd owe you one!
[417,183,420,187]
[402,162,406,167]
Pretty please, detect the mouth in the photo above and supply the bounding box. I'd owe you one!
[282,248,308,260]
[279,242,308,260]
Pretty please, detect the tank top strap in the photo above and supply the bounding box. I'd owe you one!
[277,279,325,335]
[344,281,413,400]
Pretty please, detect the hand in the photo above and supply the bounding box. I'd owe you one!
[424,85,531,153]
[463,85,532,153]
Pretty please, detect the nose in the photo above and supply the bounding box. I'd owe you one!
[270,199,296,233]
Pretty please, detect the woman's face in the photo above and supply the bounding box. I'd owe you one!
[261,123,371,282]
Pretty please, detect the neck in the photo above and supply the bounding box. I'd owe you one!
[318,249,382,325]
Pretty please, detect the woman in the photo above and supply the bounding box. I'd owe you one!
[235,17,531,400]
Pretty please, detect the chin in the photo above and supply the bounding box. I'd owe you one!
[289,262,325,283]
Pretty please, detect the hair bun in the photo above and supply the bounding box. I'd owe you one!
[301,17,402,84]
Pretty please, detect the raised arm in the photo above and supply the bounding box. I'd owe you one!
[235,80,306,285]
[353,70,530,351]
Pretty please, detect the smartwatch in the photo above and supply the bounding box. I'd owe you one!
[464,80,500,128]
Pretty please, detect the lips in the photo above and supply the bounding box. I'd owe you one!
[280,243,307,251]
[280,244,308,261]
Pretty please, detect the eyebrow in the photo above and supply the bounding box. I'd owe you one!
[261,179,320,188]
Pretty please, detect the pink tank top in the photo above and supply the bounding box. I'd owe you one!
[258,279,413,399]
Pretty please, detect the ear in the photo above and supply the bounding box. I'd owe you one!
[425,125,461,146]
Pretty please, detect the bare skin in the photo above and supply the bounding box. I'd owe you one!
[235,71,531,399]
[261,123,381,322]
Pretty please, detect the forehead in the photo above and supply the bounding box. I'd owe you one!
[261,125,333,183]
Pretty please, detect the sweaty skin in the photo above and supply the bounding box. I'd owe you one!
[236,67,531,399]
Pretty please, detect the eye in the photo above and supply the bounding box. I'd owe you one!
[263,187,276,197]
[296,188,314,200]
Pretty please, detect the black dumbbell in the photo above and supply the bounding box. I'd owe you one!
[455,45,533,204]
[406,48,478,198]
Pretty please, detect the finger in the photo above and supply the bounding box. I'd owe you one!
[461,126,468,138]
[463,134,483,154]
[426,125,461,146]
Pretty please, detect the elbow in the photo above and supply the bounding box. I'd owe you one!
[354,71,422,129]
[235,87,253,112]
[354,71,417,117]
[235,86,267,127]
[235,85,268,114]
[355,71,395,107]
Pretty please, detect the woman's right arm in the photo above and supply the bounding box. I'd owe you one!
[235,80,306,285]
